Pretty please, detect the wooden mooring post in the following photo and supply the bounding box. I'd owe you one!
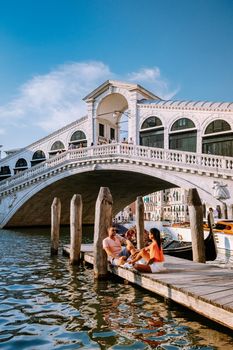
[70,194,83,265]
[221,202,228,219]
[51,197,61,256]
[228,204,233,220]
[136,196,144,249]
[187,188,205,263]
[93,187,113,279]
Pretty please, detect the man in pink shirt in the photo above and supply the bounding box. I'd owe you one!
[103,226,135,265]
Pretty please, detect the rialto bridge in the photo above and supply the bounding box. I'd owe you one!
[0,80,233,227]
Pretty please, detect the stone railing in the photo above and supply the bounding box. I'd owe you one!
[0,143,233,194]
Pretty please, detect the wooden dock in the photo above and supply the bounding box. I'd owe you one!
[63,244,233,331]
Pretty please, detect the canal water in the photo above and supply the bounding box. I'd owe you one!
[0,227,232,350]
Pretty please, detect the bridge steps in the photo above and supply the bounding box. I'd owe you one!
[63,244,233,331]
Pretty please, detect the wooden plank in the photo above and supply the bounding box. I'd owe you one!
[154,280,233,292]
[63,244,93,253]
[204,290,233,306]
[224,300,233,307]
[178,285,233,298]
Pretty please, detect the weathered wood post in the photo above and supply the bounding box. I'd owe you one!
[93,187,113,279]
[216,205,221,219]
[51,197,61,256]
[221,202,228,219]
[187,188,205,263]
[202,203,206,219]
[70,194,83,265]
[136,196,144,249]
[228,204,233,220]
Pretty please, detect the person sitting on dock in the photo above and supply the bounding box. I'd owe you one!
[128,228,165,273]
[103,226,136,265]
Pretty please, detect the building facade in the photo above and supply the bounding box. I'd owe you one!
[144,188,189,223]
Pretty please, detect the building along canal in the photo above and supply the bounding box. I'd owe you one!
[0,227,233,350]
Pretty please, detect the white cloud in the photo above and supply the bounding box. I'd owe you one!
[128,67,179,99]
[0,61,113,132]
[0,61,178,150]
[128,67,161,82]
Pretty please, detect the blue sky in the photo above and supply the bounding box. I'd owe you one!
[0,0,232,154]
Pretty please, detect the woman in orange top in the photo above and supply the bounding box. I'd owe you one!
[129,228,165,273]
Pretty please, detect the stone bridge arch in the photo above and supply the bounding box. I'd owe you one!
[1,159,228,228]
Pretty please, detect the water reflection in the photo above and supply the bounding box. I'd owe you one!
[0,228,232,349]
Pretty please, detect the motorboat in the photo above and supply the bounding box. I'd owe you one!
[210,220,233,234]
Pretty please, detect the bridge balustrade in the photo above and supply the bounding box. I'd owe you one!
[0,143,232,194]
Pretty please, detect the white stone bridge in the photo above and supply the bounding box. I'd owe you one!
[0,143,233,228]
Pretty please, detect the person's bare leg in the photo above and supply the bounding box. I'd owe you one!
[126,241,137,255]
[129,248,150,264]
[128,251,142,264]
[134,264,151,272]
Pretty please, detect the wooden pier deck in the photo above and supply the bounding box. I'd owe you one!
[63,244,233,331]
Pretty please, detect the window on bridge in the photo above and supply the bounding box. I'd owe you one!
[31,150,46,166]
[202,120,233,157]
[14,158,28,175]
[0,166,11,181]
[69,130,87,148]
[169,118,197,152]
[140,116,164,148]
[49,141,66,157]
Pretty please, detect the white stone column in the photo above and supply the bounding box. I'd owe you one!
[128,92,138,145]
[196,129,202,154]
[163,126,169,149]
[86,100,95,145]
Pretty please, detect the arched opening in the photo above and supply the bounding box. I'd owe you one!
[169,118,197,152]
[14,158,28,174]
[69,130,87,148]
[139,116,164,148]
[202,120,233,156]
[49,141,65,158]
[96,93,129,144]
[0,166,11,181]
[31,150,46,166]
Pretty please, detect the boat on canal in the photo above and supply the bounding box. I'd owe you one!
[166,220,233,262]
[162,229,216,261]
[122,222,217,261]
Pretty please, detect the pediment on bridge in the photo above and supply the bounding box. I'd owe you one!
[83,80,160,102]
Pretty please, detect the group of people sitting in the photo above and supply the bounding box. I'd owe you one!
[102,226,165,273]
